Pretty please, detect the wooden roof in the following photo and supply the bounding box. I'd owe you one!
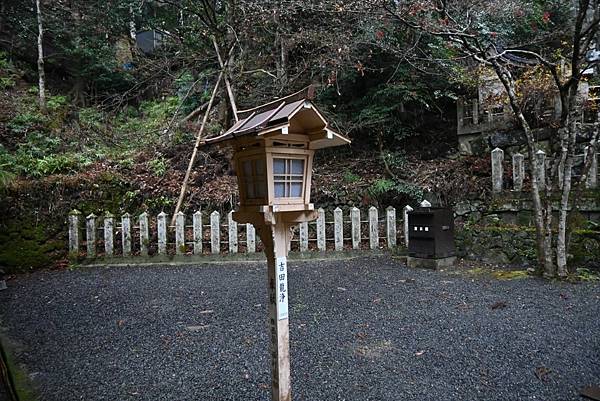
[204,87,350,149]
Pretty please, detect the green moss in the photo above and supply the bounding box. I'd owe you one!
[0,220,62,273]
[576,268,600,282]
[491,270,529,280]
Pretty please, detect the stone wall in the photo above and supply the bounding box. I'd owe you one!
[453,197,600,266]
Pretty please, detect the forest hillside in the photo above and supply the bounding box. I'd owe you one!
[0,1,591,271]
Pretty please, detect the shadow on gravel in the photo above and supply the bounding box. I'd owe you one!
[0,256,599,401]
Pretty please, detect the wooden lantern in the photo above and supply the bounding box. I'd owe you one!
[205,88,349,216]
[204,87,350,401]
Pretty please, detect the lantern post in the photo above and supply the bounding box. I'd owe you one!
[204,87,350,401]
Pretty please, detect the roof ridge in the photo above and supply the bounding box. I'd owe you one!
[237,85,316,119]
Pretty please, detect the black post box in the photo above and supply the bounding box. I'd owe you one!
[408,207,455,259]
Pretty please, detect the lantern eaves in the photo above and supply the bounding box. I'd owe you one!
[204,94,350,149]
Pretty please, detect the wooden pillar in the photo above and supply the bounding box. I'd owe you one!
[256,219,292,401]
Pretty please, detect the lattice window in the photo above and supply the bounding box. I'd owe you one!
[241,158,267,199]
[273,158,305,198]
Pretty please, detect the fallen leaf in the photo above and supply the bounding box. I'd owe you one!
[490,301,507,310]
[535,366,552,382]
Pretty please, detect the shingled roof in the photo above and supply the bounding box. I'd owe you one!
[204,86,350,149]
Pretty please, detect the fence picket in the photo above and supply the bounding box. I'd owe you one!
[71,205,405,260]
[334,207,343,251]
[68,210,81,255]
[228,211,238,253]
[317,208,326,251]
[193,210,202,254]
[104,212,114,257]
[139,212,149,256]
[175,211,185,255]
[299,222,308,252]
[122,213,131,257]
[369,207,379,250]
[247,223,256,253]
[350,207,360,250]
[386,206,396,248]
[157,212,167,255]
[211,211,220,254]
[86,213,96,258]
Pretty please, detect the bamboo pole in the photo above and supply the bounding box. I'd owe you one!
[212,37,238,121]
[171,66,226,224]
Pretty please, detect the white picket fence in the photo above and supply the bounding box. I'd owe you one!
[490,147,598,193]
[68,206,413,259]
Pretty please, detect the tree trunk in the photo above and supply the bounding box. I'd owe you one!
[274,13,288,93]
[556,154,573,277]
[490,61,551,274]
[36,0,46,112]
[129,5,137,40]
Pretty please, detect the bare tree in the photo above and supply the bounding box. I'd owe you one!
[383,0,600,277]
[36,0,46,112]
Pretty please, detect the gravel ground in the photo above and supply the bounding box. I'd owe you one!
[0,256,599,401]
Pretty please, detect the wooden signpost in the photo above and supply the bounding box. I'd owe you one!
[204,86,350,400]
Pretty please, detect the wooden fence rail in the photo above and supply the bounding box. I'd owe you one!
[68,206,410,259]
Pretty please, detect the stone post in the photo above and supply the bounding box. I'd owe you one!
[228,210,238,253]
[334,207,343,251]
[121,213,131,257]
[350,207,361,250]
[536,150,546,188]
[403,205,413,248]
[85,213,96,258]
[175,211,185,255]
[139,212,149,257]
[193,210,202,255]
[68,209,81,256]
[386,206,397,248]
[512,153,524,191]
[316,208,326,251]
[299,222,308,252]
[104,212,114,257]
[157,212,167,255]
[210,211,220,254]
[585,146,598,189]
[246,224,256,253]
[369,206,379,250]
[491,147,504,194]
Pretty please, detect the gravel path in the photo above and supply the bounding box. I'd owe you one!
[0,256,599,401]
